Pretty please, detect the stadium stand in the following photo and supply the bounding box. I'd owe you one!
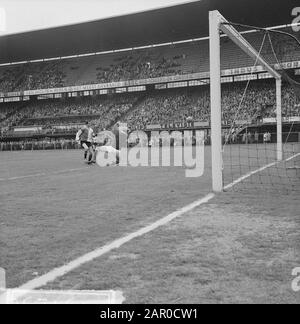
[0,94,142,135]
[1,29,299,92]
[1,79,299,138]
[0,0,299,147]
[124,80,299,129]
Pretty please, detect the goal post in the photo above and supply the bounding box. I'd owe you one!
[209,10,283,192]
[276,78,283,162]
[209,10,223,192]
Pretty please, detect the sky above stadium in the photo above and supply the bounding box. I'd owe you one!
[0,0,198,35]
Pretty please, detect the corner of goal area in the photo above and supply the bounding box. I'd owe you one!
[0,268,125,304]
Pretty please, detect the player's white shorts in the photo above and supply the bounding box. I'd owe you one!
[95,146,120,166]
[97,146,119,154]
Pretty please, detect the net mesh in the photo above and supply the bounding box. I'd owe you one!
[220,24,300,193]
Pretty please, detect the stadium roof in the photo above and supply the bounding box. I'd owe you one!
[0,0,299,64]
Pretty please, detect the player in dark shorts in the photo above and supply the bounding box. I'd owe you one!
[76,122,94,163]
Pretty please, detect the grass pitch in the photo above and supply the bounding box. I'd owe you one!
[0,145,299,303]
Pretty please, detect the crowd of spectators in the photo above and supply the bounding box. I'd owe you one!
[0,29,299,93]
[16,61,66,91]
[96,51,184,84]
[0,139,79,151]
[0,69,19,93]
[0,49,186,93]
[0,61,66,93]
[0,94,139,136]
[124,81,300,129]
[0,80,299,140]
[0,102,29,134]
[0,104,10,120]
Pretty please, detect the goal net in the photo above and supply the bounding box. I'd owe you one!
[209,11,300,193]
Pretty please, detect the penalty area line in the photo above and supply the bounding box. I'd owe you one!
[18,153,299,290]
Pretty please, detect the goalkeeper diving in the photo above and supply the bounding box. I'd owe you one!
[92,122,129,166]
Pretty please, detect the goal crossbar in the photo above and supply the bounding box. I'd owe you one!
[219,20,281,80]
[209,10,283,192]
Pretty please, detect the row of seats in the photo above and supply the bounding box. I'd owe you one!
[0,29,299,92]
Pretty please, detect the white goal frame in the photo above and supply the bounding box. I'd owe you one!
[209,10,283,192]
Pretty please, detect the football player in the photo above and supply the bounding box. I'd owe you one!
[76,122,95,164]
[94,122,128,166]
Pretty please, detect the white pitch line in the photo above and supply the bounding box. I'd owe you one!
[223,161,277,191]
[0,167,88,182]
[17,152,300,290]
[224,152,300,191]
[18,193,215,291]
[285,152,300,162]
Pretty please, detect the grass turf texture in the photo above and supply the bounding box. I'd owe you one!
[0,145,299,303]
